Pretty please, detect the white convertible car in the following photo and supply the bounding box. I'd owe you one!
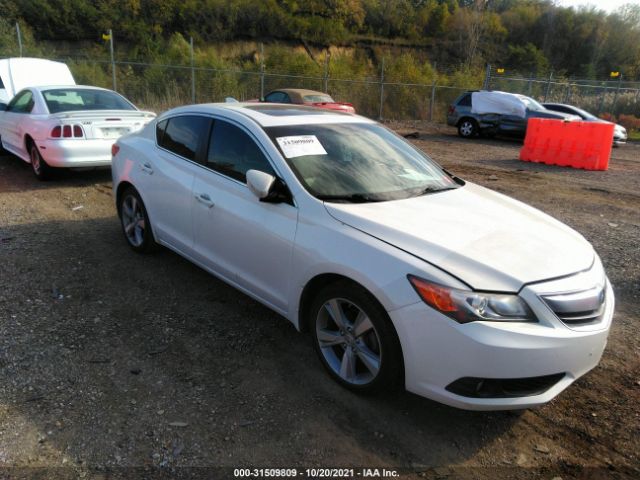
[111,103,613,410]
[0,85,155,179]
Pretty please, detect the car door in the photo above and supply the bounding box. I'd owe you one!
[191,117,298,312]
[141,114,212,255]
[0,89,34,156]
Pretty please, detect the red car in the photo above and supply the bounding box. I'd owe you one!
[262,88,355,114]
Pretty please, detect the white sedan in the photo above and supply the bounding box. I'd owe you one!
[111,103,613,410]
[0,85,155,180]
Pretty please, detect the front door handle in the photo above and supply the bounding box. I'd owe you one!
[195,192,215,208]
[141,162,154,174]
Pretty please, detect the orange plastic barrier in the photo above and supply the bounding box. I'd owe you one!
[519,118,614,170]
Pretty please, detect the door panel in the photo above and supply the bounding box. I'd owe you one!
[139,114,211,254]
[141,148,198,253]
[192,171,297,311]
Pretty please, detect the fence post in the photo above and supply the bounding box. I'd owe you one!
[543,70,553,102]
[260,43,265,99]
[190,36,196,103]
[323,53,329,93]
[16,22,23,57]
[429,83,436,122]
[109,29,117,91]
[483,64,491,90]
[378,57,385,121]
[612,73,623,115]
[527,71,533,96]
[597,85,606,114]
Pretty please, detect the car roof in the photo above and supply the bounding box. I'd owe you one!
[159,102,373,127]
[30,85,114,92]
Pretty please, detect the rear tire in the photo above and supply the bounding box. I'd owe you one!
[118,186,158,253]
[309,281,403,393]
[458,118,478,138]
[30,142,53,181]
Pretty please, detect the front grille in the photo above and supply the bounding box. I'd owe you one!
[542,285,606,327]
[446,373,566,398]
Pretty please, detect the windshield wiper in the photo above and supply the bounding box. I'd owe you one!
[316,193,382,203]
[418,186,458,196]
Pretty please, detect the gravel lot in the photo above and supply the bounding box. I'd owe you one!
[0,126,638,479]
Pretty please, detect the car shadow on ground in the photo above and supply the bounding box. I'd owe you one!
[0,217,523,475]
[0,153,112,193]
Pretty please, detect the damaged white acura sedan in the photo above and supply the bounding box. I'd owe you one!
[111,103,613,410]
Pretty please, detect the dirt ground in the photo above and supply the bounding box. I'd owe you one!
[0,125,638,480]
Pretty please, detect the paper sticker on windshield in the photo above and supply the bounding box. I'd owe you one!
[276,135,327,158]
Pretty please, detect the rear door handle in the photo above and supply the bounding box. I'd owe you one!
[141,162,154,174]
[195,192,215,208]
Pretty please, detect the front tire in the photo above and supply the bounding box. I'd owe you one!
[310,281,403,393]
[30,143,53,181]
[118,187,158,253]
[458,118,478,138]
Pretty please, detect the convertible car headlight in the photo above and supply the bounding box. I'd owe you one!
[408,275,536,323]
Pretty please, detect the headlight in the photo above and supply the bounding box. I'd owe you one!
[408,275,536,323]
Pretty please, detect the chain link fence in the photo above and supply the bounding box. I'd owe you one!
[3,46,640,123]
[486,65,640,118]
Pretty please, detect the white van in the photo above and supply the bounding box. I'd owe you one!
[0,58,75,104]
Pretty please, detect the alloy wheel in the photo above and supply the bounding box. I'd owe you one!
[30,146,41,175]
[316,298,382,385]
[121,194,146,247]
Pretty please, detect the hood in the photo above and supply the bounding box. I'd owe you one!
[324,183,594,292]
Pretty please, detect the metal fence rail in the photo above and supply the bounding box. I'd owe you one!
[2,45,640,122]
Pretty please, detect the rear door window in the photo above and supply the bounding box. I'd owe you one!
[159,115,211,162]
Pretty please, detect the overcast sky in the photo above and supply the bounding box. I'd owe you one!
[556,0,639,13]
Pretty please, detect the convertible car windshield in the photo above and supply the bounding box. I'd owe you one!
[265,123,458,202]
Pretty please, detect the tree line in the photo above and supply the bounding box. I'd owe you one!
[0,0,639,79]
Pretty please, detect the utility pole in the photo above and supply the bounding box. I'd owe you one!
[323,53,329,93]
[429,82,436,122]
[16,22,23,57]
[260,43,265,99]
[109,29,116,91]
[543,70,553,102]
[612,73,623,115]
[378,57,385,121]
[190,36,196,103]
[483,64,491,90]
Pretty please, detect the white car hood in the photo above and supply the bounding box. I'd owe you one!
[324,183,594,292]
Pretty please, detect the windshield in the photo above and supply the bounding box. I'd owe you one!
[265,123,458,202]
[570,106,597,120]
[43,88,136,113]
[517,95,545,111]
[303,94,334,103]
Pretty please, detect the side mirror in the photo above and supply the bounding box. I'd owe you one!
[246,169,292,204]
[0,103,7,111]
[246,169,276,200]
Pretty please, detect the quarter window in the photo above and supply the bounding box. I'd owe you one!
[7,90,34,114]
[159,115,210,161]
[458,94,471,107]
[206,120,275,182]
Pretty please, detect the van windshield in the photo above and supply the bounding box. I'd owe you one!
[43,88,136,113]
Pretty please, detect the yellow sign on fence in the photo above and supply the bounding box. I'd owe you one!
[497,68,505,74]
[610,71,620,78]
[102,33,111,41]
